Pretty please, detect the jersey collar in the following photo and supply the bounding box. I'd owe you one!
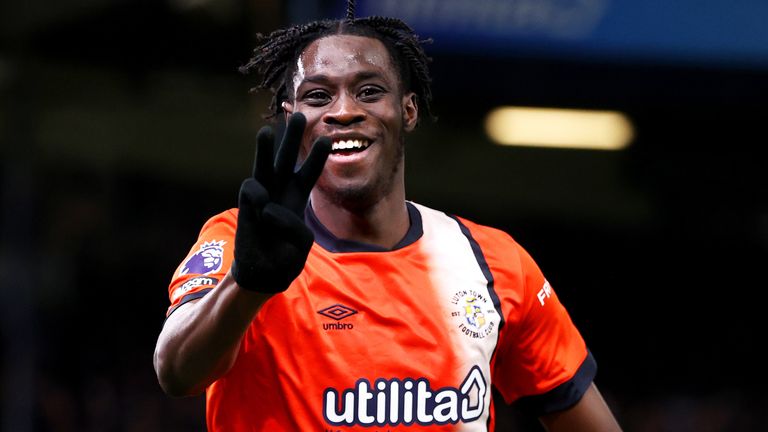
[304,202,423,253]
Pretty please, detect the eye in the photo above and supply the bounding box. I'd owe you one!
[302,89,331,106]
[358,86,385,101]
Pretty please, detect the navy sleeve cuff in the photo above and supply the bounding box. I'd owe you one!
[164,288,214,324]
[515,350,597,416]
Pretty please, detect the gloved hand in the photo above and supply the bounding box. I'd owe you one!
[231,113,331,293]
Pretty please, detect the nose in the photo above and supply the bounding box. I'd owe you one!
[322,93,366,126]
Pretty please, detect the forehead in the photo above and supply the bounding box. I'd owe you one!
[295,35,397,84]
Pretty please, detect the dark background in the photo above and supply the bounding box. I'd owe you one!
[1,0,766,431]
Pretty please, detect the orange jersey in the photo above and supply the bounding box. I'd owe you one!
[166,202,595,431]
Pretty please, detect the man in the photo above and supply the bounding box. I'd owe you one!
[154,5,622,431]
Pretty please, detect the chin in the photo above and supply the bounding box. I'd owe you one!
[319,180,390,213]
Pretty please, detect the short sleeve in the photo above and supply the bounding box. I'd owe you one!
[166,209,237,317]
[487,237,595,414]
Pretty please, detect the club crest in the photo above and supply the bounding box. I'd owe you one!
[450,289,498,339]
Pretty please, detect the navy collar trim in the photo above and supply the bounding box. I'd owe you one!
[305,202,423,253]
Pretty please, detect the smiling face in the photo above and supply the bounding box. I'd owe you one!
[283,34,418,211]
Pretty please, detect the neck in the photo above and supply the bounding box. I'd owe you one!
[309,187,409,250]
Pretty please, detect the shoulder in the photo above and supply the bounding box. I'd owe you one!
[454,214,517,246]
[199,208,238,233]
[412,202,520,251]
[411,202,537,273]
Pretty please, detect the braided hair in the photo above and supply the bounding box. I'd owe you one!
[239,0,435,123]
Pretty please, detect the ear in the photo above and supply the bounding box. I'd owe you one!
[402,92,418,132]
[282,101,295,121]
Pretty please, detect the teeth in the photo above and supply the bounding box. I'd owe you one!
[331,139,369,151]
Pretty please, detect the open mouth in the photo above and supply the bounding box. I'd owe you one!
[331,139,371,156]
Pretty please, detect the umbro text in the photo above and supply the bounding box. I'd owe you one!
[323,323,354,331]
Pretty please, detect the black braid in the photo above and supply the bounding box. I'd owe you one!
[346,0,356,21]
[356,16,434,124]
[239,9,436,123]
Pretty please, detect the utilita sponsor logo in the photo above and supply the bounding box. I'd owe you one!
[323,366,487,426]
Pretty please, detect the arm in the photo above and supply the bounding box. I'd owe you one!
[539,383,622,432]
[153,113,330,397]
[484,240,620,431]
[153,272,272,396]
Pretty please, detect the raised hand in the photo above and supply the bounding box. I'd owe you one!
[231,113,331,293]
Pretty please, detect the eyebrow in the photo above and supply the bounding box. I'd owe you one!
[300,71,387,86]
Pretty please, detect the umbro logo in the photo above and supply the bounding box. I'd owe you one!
[318,304,358,321]
[318,304,357,331]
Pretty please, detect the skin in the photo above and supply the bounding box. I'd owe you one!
[283,35,418,248]
[540,383,622,431]
[154,34,622,432]
[154,35,417,398]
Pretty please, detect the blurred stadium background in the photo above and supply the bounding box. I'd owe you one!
[1,0,766,430]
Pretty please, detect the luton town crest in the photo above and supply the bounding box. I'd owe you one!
[450,289,498,339]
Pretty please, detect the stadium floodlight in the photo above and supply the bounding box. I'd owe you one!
[485,106,634,150]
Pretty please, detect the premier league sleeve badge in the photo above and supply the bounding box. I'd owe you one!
[179,240,227,276]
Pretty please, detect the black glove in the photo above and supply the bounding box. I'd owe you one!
[231,113,331,293]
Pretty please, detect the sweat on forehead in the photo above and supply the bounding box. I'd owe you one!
[239,15,433,122]
[291,35,396,94]
[284,30,409,97]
